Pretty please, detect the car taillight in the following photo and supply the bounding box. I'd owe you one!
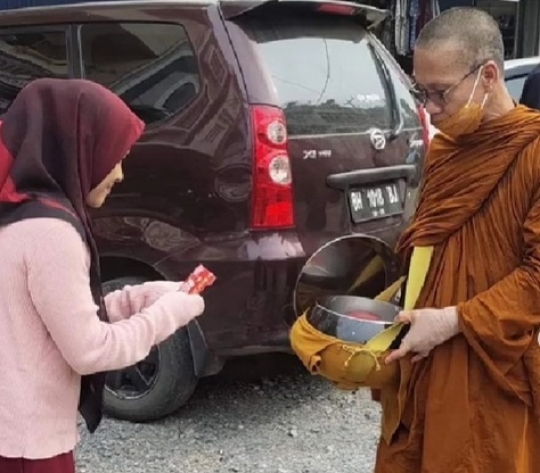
[250,105,295,230]
[417,105,430,148]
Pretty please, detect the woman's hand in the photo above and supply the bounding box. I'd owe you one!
[137,281,180,308]
[105,280,180,322]
[385,306,460,364]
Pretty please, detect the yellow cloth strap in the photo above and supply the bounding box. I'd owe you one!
[362,322,404,352]
[373,276,405,304]
[403,246,434,311]
[363,246,434,352]
[347,255,384,294]
[332,246,434,354]
[362,277,405,352]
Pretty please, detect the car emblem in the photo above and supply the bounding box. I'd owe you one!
[369,129,386,151]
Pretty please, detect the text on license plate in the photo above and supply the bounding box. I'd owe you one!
[348,182,403,223]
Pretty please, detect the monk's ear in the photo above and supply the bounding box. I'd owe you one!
[481,61,500,88]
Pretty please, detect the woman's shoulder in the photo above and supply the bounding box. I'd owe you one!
[1,218,88,260]
[4,217,82,239]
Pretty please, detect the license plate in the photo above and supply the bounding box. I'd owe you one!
[348,182,403,223]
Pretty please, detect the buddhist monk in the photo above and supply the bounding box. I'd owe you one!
[375,7,540,473]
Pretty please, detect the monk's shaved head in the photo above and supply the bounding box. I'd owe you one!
[416,7,504,71]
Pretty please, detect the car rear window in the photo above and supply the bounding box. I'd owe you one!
[236,15,392,136]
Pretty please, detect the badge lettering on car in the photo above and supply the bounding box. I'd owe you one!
[303,150,333,160]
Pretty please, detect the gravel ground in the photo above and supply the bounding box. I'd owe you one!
[76,355,382,473]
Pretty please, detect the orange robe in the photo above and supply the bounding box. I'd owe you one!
[375,106,540,473]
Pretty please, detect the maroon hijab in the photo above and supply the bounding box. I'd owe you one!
[0,78,145,432]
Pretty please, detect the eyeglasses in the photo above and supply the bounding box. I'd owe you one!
[410,63,484,107]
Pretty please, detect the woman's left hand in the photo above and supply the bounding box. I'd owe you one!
[105,280,181,322]
[385,306,460,364]
[137,280,181,307]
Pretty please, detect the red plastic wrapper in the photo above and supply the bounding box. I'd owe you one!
[179,265,216,295]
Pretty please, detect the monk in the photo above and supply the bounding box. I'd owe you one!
[375,7,540,473]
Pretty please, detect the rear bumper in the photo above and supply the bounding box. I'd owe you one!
[155,225,403,355]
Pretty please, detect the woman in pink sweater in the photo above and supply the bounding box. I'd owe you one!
[0,79,205,473]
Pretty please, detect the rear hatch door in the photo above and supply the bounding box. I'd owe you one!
[226,1,425,239]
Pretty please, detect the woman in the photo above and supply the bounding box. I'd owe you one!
[0,78,205,473]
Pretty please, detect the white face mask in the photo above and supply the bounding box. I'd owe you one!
[465,67,488,109]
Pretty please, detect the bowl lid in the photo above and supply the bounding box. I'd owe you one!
[294,235,401,318]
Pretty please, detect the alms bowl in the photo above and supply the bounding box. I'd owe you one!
[307,295,406,348]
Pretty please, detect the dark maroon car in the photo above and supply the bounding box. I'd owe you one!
[0,0,428,421]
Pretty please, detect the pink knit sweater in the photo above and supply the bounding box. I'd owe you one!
[0,218,204,459]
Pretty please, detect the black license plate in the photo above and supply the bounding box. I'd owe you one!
[348,182,403,223]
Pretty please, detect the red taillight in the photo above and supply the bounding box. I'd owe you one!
[417,105,430,149]
[250,105,295,230]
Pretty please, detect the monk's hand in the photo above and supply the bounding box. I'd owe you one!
[385,306,460,364]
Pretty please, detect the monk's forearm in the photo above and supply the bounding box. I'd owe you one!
[457,265,540,372]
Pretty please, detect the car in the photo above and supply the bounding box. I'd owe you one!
[0,0,428,422]
[504,56,540,103]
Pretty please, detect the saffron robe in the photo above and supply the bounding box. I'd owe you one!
[375,106,540,473]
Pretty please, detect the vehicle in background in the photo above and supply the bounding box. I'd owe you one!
[505,56,540,104]
[0,0,428,422]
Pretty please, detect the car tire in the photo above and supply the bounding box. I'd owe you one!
[101,276,198,422]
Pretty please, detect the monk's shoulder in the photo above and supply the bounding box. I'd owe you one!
[512,135,540,199]
[517,135,540,172]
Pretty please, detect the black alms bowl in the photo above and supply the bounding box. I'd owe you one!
[307,295,407,349]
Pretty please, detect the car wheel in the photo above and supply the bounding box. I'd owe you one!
[101,276,198,422]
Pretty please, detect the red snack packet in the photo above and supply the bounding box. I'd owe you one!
[179,265,216,295]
